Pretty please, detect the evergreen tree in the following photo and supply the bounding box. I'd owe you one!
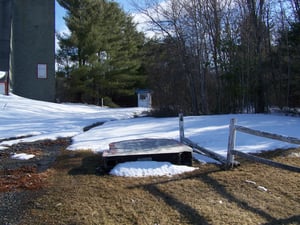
[275,22,300,108]
[56,0,145,106]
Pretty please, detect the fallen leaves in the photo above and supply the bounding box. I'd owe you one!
[0,166,49,192]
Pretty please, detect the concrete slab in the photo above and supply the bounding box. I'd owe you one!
[102,138,193,170]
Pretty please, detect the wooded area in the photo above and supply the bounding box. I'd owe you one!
[56,0,300,115]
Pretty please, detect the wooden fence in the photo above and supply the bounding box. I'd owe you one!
[227,118,300,172]
[179,114,229,165]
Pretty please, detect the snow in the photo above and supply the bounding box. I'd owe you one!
[1,94,300,177]
[110,161,197,177]
[11,153,35,160]
[0,71,6,78]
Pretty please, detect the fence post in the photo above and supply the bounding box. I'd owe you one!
[227,118,237,169]
[179,113,184,143]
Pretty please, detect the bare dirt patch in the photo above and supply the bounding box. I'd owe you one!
[0,138,71,224]
[0,142,300,225]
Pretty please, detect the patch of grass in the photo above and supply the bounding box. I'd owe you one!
[21,148,300,225]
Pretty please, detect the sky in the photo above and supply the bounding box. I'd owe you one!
[54,0,149,51]
[55,1,67,32]
[55,0,136,33]
[1,94,299,177]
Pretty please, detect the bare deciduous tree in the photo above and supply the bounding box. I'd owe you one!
[132,0,299,114]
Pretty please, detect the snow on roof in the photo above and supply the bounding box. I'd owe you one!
[0,71,7,80]
[136,89,152,94]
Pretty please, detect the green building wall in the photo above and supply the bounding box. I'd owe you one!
[0,0,12,72]
[10,0,55,102]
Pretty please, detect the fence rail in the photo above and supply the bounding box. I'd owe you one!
[235,125,300,145]
[227,118,300,172]
[182,137,228,165]
[179,114,230,166]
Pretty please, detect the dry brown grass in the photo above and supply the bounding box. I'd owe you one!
[17,148,300,225]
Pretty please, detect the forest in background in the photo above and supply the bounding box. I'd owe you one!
[56,0,300,115]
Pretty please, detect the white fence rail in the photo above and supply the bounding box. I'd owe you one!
[179,114,229,165]
[227,118,300,172]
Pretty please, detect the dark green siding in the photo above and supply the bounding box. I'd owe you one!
[0,0,12,71]
[10,0,55,101]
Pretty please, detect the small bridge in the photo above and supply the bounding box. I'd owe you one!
[102,138,193,171]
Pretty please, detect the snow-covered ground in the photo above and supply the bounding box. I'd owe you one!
[1,94,299,177]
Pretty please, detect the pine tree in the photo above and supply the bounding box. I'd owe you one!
[56,0,145,106]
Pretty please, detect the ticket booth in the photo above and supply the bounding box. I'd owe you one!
[136,89,152,108]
